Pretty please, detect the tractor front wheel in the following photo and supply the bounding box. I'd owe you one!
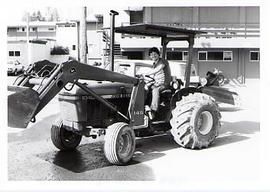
[104,122,136,165]
[51,120,82,151]
[170,93,221,149]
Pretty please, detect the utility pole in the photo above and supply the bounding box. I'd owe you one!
[79,6,87,63]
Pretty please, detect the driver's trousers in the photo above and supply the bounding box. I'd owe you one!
[146,84,166,112]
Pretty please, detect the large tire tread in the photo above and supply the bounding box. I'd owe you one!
[170,93,221,149]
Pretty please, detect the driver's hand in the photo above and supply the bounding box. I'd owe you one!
[137,74,143,78]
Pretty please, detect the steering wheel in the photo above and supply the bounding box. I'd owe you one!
[144,75,154,80]
[136,74,156,85]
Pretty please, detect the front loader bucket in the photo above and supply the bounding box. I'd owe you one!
[8,86,40,128]
[201,86,240,106]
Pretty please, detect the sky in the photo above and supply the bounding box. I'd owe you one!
[8,6,109,22]
[5,0,264,23]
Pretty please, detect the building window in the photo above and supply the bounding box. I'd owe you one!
[250,51,260,61]
[130,11,143,24]
[223,51,233,61]
[9,51,20,57]
[122,51,143,59]
[167,52,182,60]
[198,51,233,61]
[72,45,76,50]
[208,51,223,60]
[15,51,20,56]
[183,51,188,61]
[198,51,207,61]
[31,27,37,32]
[9,51,14,56]
[7,27,18,32]
[167,51,188,61]
[17,27,26,32]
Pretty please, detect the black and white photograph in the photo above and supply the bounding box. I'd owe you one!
[1,0,270,191]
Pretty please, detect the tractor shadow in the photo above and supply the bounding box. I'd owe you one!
[37,120,260,176]
[212,120,260,147]
[35,117,259,178]
[38,134,178,175]
[45,144,156,180]
[132,133,179,163]
[47,142,109,173]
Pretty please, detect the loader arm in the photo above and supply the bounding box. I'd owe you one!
[8,60,139,128]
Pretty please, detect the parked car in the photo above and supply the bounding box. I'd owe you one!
[7,60,24,75]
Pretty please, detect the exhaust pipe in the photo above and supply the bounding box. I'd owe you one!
[109,10,119,71]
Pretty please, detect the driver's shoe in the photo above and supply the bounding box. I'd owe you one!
[145,105,156,120]
[150,110,156,121]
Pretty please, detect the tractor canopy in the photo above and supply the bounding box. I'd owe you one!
[112,24,206,88]
[114,24,206,38]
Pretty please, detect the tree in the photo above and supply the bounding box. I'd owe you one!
[44,7,53,21]
[36,10,44,21]
[94,14,103,23]
[21,8,60,22]
[51,8,60,21]
[21,11,28,21]
[44,7,60,21]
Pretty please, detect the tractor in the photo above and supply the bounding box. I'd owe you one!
[8,11,240,165]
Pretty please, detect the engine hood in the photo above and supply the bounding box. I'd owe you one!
[59,80,133,96]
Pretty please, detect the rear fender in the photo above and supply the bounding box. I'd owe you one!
[201,85,239,105]
[170,87,201,109]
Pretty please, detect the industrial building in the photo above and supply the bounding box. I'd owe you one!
[7,6,259,84]
[107,7,260,84]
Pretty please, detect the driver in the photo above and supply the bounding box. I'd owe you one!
[142,47,171,120]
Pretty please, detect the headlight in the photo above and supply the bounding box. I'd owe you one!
[172,81,179,90]
[200,77,208,86]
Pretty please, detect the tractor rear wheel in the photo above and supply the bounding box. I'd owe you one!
[51,120,82,151]
[104,122,136,165]
[170,93,221,149]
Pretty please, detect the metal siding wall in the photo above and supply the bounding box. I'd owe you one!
[199,7,240,24]
[152,7,193,24]
[238,49,245,83]
[144,7,152,23]
[245,48,260,79]
[145,7,259,25]
[246,7,260,24]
